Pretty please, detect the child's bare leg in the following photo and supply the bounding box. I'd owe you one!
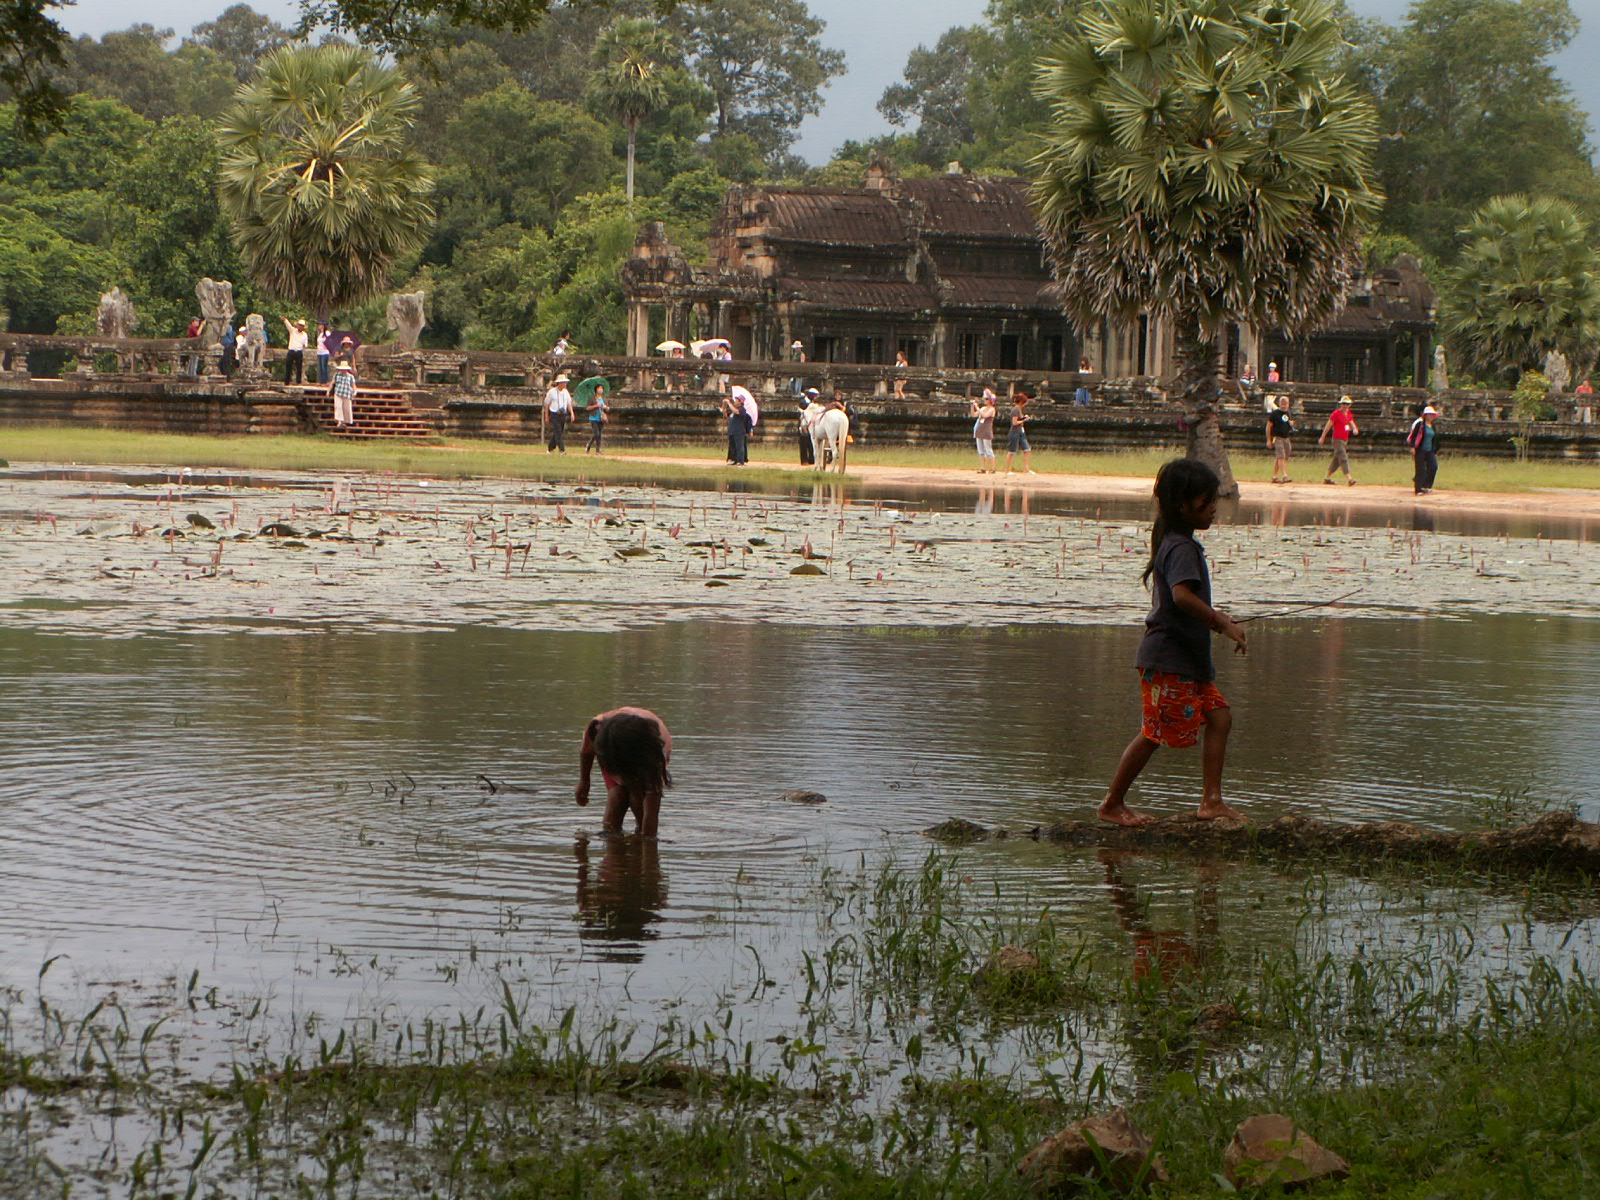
[1197,707,1243,820]
[1100,734,1160,826]
[601,784,629,832]
[638,789,662,838]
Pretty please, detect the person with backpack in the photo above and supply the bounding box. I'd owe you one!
[1266,395,1295,483]
[1407,405,1441,495]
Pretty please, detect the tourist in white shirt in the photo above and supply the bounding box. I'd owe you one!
[281,318,309,384]
[545,373,574,452]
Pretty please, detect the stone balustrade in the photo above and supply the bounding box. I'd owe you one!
[3,332,1594,436]
[0,331,225,379]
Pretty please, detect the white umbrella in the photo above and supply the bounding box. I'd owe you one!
[656,340,685,352]
[691,338,731,355]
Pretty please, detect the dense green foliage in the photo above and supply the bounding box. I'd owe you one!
[0,1,843,351]
[1031,0,1381,494]
[0,0,71,136]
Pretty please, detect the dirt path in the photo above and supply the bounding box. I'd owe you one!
[602,451,1600,524]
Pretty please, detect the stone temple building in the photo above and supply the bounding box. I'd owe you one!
[620,161,1435,386]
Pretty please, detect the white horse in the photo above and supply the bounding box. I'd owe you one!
[808,406,850,472]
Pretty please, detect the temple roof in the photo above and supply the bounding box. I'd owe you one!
[902,176,1039,240]
[729,189,911,247]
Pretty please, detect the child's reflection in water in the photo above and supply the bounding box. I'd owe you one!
[1099,848,1221,990]
[574,834,668,961]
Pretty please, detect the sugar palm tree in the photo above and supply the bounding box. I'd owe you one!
[586,17,672,205]
[215,43,435,325]
[1031,0,1381,495]
[1442,195,1600,386]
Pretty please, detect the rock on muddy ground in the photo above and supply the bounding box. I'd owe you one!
[926,810,1600,879]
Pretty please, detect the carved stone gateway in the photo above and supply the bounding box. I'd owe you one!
[96,288,139,340]
[387,292,426,350]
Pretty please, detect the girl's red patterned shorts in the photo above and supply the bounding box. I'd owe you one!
[1139,669,1228,749]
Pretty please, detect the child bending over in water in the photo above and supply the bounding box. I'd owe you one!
[1099,458,1247,828]
[575,707,672,836]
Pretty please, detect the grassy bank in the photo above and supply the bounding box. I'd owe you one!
[4,424,1600,494]
[3,851,1596,1198]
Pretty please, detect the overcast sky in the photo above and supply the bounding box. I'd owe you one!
[57,0,1599,165]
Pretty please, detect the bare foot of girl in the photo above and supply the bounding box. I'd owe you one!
[1098,799,1157,827]
[1195,800,1245,821]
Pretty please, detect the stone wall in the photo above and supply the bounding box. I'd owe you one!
[2,338,1597,461]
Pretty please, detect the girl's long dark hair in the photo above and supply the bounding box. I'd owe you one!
[594,713,673,792]
[1143,458,1220,585]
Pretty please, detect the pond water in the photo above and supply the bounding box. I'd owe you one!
[4,465,1599,1195]
[1,614,1595,1028]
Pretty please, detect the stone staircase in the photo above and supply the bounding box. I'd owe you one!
[295,384,437,439]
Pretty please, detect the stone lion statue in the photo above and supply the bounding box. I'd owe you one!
[241,313,268,373]
[97,288,139,339]
[387,291,426,350]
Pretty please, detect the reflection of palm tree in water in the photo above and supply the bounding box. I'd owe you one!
[1100,849,1221,991]
[575,834,668,961]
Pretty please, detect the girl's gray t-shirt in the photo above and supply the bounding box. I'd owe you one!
[1135,531,1213,681]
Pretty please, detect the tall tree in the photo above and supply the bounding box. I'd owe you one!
[1032,0,1381,496]
[187,4,292,82]
[878,28,983,165]
[1356,0,1598,259]
[215,44,436,323]
[672,0,844,160]
[586,17,672,203]
[423,86,613,262]
[298,0,620,56]
[63,25,237,122]
[1441,195,1600,385]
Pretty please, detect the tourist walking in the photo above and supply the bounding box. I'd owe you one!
[892,349,909,398]
[326,359,357,428]
[574,706,672,838]
[578,376,609,453]
[1318,395,1360,485]
[316,323,331,383]
[545,374,574,452]
[281,317,308,384]
[1098,458,1247,828]
[1075,358,1094,406]
[219,320,237,377]
[723,384,755,465]
[1267,395,1295,483]
[1407,405,1441,495]
[971,389,997,473]
[1004,394,1035,474]
[798,388,820,464]
[183,316,201,374]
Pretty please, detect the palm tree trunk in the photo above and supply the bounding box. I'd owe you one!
[625,121,637,204]
[1172,314,1238,498]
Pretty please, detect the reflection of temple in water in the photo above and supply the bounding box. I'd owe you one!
[622,159,1436,386]
[574,834,667,963]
